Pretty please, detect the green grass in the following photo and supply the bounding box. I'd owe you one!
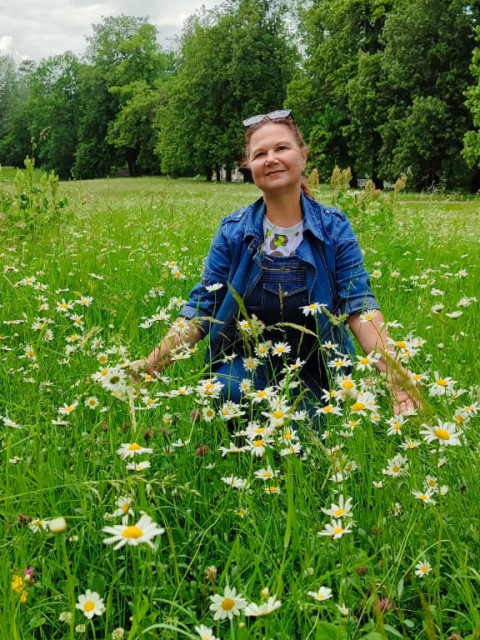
[0,174,479,639]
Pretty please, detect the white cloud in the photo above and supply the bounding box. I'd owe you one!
[0,0,221,62]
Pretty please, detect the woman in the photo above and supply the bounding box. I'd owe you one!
[143,110,417,415]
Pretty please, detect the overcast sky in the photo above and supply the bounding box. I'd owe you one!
[0,0,222,62]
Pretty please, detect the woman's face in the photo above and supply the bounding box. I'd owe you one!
[247,123,307,196]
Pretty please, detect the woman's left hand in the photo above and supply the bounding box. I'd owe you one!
[390,385,422,415]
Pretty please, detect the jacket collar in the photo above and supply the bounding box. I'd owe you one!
[243,192,326,243]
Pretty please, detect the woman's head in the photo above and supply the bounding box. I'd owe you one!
[243,114,311,197]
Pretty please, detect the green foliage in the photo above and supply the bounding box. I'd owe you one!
[0,156,69,235]
[156,0,297,178]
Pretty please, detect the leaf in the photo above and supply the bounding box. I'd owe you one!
[315,621,347,640]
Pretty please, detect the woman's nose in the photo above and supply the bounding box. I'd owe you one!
[265,150,277,164]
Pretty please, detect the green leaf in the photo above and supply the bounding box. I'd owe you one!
[315,621,347,640]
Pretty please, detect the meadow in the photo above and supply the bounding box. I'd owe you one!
[0,168,479,640]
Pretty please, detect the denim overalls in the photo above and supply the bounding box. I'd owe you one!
[212,251,328,405]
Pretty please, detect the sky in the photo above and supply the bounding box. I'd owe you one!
[0,0,222,62]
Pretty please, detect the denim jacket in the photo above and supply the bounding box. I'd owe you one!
[180,192,379,362]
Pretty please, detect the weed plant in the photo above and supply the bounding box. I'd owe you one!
[0,174,479,639]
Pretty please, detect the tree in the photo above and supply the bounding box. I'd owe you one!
[156,0,297,179]
[463,25,480,187]
[287,0,397,182]
[24,53,81,179]
[75,15,171,178]
[378,0,477,189]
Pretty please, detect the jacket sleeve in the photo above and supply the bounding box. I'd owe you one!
[333,214,379,316]
[179,223,232,334]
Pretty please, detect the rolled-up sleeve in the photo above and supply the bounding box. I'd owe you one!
[180,224,232,333]
[334,215,379,316]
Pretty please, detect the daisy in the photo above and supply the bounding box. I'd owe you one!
[356,351,380,371]
[265,486,281,495]
[195,625,217,640]
[75,589,105,619]
[383,454,409,477]
[117,443,154,459]
[301,302,326,316]
[102,514,164,549]
[412,489,436,505]
[255,342,271,358]
[58,401,79,416]
[221,476,247,489]
[318,518,353,540]
[321,495,353,519]
[271,342,291,357]
[126,461,151,471]
[112,496,134,519]
[244,595,282,617]
[209,586,247,620]
[205,282,224,292]
[254,466,280,481]
[414,560,432,578]
[359,309,378,322]
[84,396,99,409]
[428,372,456,397]
[386,415,406,436]
[308,587,333,602]
[419,421,462,447]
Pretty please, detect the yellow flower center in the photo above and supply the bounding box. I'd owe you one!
[84,601,95,612]
[324,405,333,413]
[254,440,264,447]
[352,402,365,412]
[360,357,370,365]
[436,379,447,387]
[342,380,355,389]
[273,410,284,419]
[263,472,273,478]
[122,525,143,539]
[396,341,407,349]
[333,527,344,535]
[221,598,235,611]
[421,566,428,573]
[433,428,450,440]
[392,465,400,474]
[334,508,345,517]
[128,443,142,451]
[122,502,131,513]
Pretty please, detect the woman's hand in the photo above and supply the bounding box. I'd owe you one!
[390,384,423,415]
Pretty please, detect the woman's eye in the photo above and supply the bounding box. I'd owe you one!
[254,152,265,159]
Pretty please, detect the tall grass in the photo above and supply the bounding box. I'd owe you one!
[0,174,479,639]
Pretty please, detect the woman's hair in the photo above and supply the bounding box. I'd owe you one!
[242,117,314,198]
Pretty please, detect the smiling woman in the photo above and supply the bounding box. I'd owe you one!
[140,111,421,420]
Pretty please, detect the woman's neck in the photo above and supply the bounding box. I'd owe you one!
[263,190,303,228]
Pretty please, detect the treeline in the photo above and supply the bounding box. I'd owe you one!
[1,0,480,191]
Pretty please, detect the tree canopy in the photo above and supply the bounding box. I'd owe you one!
[1,1,480,190]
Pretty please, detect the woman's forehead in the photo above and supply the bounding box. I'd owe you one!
[248,122,297,148]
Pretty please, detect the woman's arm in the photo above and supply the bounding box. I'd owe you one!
[346,310,422,415]
[145,323,203,376]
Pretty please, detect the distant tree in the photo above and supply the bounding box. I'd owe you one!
[156,0,297,179]
[463,25,480,187]
[378,0,477,190]
[287,0,396,182]
[0,59,36,166]
[75,15,171,178]
[25,52,80,179]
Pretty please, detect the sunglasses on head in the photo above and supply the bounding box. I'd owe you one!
[242,109,292,127]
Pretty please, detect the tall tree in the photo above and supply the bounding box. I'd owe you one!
[378,0,478,189]
[287,0,397,182]
[156,0,297,179]
[463,24,480,187]
[75,15,170,178]
[26,52,80,179]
